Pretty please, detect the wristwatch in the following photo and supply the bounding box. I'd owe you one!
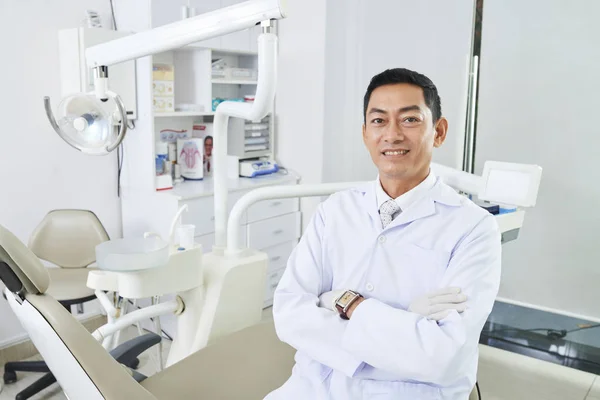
[334,290,364,320]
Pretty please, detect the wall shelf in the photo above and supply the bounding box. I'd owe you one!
[212,79,258,85]
[155,111,214,118]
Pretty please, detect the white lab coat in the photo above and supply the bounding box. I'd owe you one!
[266,177,501,400]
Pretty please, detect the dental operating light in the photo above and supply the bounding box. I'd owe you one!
[44,0,287,155]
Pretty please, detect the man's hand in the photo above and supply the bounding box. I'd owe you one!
[318,287,467,321]
[408,287,467,321]
[318,290,344,310]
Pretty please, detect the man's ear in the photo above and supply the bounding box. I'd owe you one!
[362,123,367,144]
[433,117,448,148]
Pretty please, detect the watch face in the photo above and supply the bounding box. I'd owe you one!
[337,291,356,306]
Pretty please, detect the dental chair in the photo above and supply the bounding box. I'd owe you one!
[0,223,296,399]
[2,209,123,400]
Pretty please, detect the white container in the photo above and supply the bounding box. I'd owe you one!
[177,138,204,180]
[177,224,195,249]
[95,236,169,272]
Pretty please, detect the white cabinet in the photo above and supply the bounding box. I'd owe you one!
[247,198,299,224]
[264,266,286,307]
[247,212,301,251]
[262,241,295,272]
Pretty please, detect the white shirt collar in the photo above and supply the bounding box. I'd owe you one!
[376,170,437,212]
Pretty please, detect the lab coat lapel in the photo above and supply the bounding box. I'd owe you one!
[385,178,463,230]
[359,182,382,225]
[387,196,436,229]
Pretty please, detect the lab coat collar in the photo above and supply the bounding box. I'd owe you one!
[355,176,463,229]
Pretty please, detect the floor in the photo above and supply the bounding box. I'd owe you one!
[0,307,274,400]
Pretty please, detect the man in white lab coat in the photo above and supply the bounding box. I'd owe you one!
[266,68,501,399]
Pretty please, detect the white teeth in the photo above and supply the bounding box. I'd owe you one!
[384,150,408,156]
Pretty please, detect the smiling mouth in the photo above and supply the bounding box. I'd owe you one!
[382,150,409,156]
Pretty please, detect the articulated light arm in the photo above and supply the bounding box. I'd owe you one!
[45,0,286,156]
[86,0,286,99]
[212,22,278,253]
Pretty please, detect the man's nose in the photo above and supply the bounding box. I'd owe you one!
[383,123,405,142]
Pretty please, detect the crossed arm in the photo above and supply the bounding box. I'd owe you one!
[272,204,501,385]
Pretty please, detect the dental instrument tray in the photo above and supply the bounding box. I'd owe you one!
[95,236,170,272]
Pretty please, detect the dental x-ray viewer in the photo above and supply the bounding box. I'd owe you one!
[266,68,501,399]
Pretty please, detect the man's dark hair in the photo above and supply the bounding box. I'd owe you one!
[363,68,442,124]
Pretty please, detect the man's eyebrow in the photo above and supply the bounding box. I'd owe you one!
[397,105,422,113]
[368,107,388,115]
[368,105,422,115]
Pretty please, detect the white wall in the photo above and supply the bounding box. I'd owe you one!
[0,1,120,347]
[275,0,328,227]
[474,0,600,319]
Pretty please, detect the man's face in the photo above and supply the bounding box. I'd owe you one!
[204,138,213,157]
[362,83,447,182]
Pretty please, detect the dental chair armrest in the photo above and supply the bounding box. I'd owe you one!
[109,333,162,368]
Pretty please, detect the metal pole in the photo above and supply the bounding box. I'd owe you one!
[463,55,479,173]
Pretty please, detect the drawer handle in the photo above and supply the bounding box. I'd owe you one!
[271,201,282,207]
[270,255,282,262]
[273,229,284,235]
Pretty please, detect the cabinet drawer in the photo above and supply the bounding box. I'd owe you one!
[264,266,286,304]
[263,241,295,272]
[247,198,299,224]
[247,212,301,250]
[181,192,246,237]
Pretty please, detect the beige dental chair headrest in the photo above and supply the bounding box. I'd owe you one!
[0,224,49,294]
[29,209,110,268]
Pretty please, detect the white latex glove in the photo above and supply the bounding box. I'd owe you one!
[408,287,468,321]
[318,290,344,311]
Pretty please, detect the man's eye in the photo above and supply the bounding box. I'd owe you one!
[403,117,419,123]
[371,118,384,124]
